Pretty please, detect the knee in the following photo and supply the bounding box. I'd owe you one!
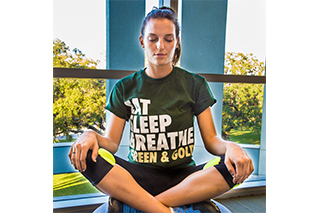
[82,149,116,186]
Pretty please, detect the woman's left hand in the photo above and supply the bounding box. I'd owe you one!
[224,143,254,185]
[196,108,254,185]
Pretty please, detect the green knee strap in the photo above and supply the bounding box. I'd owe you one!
[98,148,116,166]
[203,157,221,169]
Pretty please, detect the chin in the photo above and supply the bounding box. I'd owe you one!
[153,62,171,67]
[153,59,171,66]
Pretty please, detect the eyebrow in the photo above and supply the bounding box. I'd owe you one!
[148,33,174,37]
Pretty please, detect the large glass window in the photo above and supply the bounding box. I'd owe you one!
[222,52,265,145]
[223,0,266,145]
[53,0,107,199]
[222,81,265,145]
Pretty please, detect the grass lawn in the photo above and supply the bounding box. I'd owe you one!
[53,130,260,197]
[229,129,260,145]
[53,172,99,197]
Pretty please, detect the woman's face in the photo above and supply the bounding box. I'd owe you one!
[140,18,179,67]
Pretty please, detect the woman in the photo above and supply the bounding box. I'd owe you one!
[69,7,253,213]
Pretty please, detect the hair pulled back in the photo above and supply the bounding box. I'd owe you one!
[140,6,181,66]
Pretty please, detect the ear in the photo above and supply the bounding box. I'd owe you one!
[139,35,145,49]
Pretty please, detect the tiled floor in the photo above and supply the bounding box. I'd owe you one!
[216,194,266,213]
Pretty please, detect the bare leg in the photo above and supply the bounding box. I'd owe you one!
[155,167,230,207]
[96,164,171,213]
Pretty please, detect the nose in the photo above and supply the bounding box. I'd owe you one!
[156,39,164,50]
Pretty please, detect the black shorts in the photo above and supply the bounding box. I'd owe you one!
[82,149,236,196]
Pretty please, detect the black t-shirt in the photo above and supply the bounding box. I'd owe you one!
[106,66,216,169]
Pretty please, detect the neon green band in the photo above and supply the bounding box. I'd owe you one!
[98,148,116,166]
[203,157,221,169]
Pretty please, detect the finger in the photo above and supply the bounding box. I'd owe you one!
[238,170,249,184]
[233,164,243,184]
[224,157,236,183]
[236,175,246,185]
[70,148,77,170]
[235,157,253,184]
[74,144,82,171]
[69,141,78,168]
[242,150,254,176]
[234,156,249,184]
[91,143,99,163]
[79,145,89,172]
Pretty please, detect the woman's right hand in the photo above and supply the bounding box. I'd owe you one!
[68,130,100,172]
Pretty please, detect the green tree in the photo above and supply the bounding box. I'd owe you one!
[222,52,265,140]
[53,39,106,142]
[53,39,99,69]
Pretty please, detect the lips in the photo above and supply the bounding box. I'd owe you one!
[155,53,166,57]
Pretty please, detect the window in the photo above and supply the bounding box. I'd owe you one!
[223,0,266,146]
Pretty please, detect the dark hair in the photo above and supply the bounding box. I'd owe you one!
[140,6,181,66]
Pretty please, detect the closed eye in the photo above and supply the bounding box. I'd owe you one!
[148,34,158,42]
[149,38,158,42]
[165,35,174,42]
[147,34,174,43]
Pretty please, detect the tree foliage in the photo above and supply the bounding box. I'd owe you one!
[222,52,265,140]
[53,39,99,69]
[53,39,106,142]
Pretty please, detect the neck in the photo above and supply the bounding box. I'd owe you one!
[145,63,173,79]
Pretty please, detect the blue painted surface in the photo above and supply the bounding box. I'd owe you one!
[180,0,228,73]
[53,143,77,174]
[106,0,145,70]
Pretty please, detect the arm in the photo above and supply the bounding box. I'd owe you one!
[98,112,126,153]
[197,107,254,184]
[68,112,126,172]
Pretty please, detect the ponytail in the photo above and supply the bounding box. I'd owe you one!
[172,40,181,66]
